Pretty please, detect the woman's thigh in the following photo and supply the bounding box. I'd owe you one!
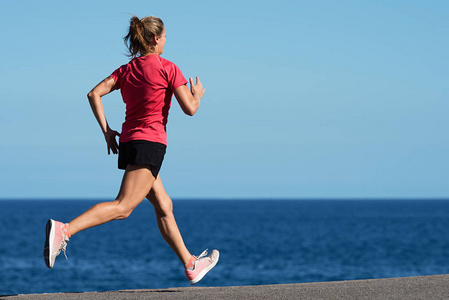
[116,164,156,210]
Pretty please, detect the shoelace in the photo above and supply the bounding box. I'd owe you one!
[185,249,210,272]
[59,239,69,260]
[195,249,209,261]
[57,226,70,260]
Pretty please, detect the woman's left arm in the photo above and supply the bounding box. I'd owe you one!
[174,77,205,116]
[87,76,120,155]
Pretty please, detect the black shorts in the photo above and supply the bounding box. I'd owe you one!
[118,140,166,178]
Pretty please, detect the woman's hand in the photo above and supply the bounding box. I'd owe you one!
[174,76,205,116]
[104,127,120,155]
[87,76,119,154]
[190,76,205,101]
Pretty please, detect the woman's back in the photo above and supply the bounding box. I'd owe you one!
[111,55,187,145]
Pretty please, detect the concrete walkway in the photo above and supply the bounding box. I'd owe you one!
[3,274,449,300]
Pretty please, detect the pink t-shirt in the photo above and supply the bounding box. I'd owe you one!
[110,55,187,145]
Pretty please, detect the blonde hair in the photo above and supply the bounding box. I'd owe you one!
[124,15,164,58]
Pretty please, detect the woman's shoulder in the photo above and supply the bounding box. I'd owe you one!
[114,60,133,72]
[156,56,179,68]
[111,60,132,79]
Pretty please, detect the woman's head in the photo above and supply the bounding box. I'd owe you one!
[124,15,165,58]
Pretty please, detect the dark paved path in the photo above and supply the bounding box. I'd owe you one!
[3,274,449,300]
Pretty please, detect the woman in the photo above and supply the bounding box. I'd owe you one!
[43,15,219,285]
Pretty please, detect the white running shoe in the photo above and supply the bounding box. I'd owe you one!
[44,219,70,268]
[185,249,219,285]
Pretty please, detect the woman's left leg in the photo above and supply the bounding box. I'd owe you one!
[68,165,156,235]
[44,165,156,268]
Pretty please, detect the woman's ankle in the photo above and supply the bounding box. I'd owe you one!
[184,256,196,270]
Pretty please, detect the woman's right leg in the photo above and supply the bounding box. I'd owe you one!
[146,176,192,265]
[69,165,156,235]
[147,176,219,285]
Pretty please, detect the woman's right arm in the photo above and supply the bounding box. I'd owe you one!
[87,76,120,154]
[174,77,205,116]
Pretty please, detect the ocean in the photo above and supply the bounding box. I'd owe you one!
[1,199,449,295]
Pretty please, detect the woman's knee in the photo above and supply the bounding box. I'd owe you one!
[112,200,134,220]
[148,191,173,216]
[146,176,173,216]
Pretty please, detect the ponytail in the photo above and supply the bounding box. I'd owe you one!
[124,15,164,58]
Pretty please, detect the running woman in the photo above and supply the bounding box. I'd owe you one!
[43,15,219,285]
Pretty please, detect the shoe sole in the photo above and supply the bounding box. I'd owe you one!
[44,219,55,268]
[189,251,220,285]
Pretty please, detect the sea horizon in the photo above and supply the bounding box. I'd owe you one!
[2,197,448,201]
[1,198,449,295]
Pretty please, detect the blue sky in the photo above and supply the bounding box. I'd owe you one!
[1,0,448,199]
